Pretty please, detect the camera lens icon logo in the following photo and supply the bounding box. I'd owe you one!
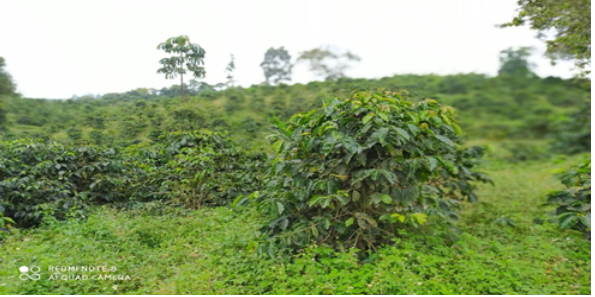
[19,266,41,281]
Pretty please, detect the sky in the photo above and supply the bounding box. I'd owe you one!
[0,0,579,99]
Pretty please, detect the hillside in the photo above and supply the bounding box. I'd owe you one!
[1,73,589,151]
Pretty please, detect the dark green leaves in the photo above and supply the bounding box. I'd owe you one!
[256,90,490,252]
[362,113,375,124]
[435,134,455,147]
[392,127,410,141]
[545,158,591,233]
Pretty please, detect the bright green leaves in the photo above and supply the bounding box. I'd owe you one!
[411,213,428,225]
[379,213,425,225]
[381,194,392,204]
[391,213,406,222]
[256,90,490,252]
[309,195,323,207]
[345,217,354,227]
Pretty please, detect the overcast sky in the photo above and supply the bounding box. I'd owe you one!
[1,0,578,99]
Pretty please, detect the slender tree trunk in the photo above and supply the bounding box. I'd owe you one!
[180,51,184,104]
[180,73,184,104]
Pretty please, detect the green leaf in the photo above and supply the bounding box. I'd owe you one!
[368,127,389,147]
[354,212,377,227]
[435,135,455,147]
[411,213,428,225]
[377,112,389,122]
[276,202,285,214]
[323,218,331,230]
[371,170,379,181]
[391,213,406,222]
[392,127,410,141]
[407,123,420,135]
[352,190,361,202]
[427,157,438,171]
[381,194,392,204]
[345,217,354,227]
[311,225,319,237]
[582,213,591,229]
[362,113,375,124]
[309,195,322,207]
[379,169,397,184]
[232,195,245,207]
[279,218,289,230]
[559,213,579,229]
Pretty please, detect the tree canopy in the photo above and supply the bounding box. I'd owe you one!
[296,46,361,81]
[498,47,536,77]
[501,0,591,76]
[0,57,17,96]
[157,35,207,102]
[260,47,292,85]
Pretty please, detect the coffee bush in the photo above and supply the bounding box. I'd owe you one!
[254,90,491,252]
[545,157,591,234]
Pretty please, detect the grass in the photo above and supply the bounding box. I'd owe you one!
[0,156,590,294]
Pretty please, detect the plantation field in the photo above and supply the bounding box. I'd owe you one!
[0,0,591,294]
[0,153,590,295]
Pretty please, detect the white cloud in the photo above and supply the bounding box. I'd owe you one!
[0,0,577,99]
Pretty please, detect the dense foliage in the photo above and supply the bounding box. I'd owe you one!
[0,139,139,227]
[549,99,591,154]
[501,0,591,75]
[546,157,591,233]
[251,91,491,252]
[1,158,591,295]
[0,41,590,293]
[138,130,266,208]
[2,71,589,151]
[0,130,264,227]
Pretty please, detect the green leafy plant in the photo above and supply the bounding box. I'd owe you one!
[550,99,591,154]
[135,130,266,208]
[502,142,550,162]
[252,90,491,252]
[0,139,146,227]
[545,157,591,233]
[157,35,206,103]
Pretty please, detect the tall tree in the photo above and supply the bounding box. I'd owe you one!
[296,46,360,81]
[225,54,236,88]
[260,47,292,85]
[500,0,591,76]
[0,57,16,96]
[157,35,206,103]
[0,57,16,132]
[498,47,536,77]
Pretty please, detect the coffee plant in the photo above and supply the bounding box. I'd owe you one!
[550,99,591,155]
[545,157,591,234]
[132,130,266,208]
[0,139,142,227]
[253,90,491,252]
[0,130,267,227]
